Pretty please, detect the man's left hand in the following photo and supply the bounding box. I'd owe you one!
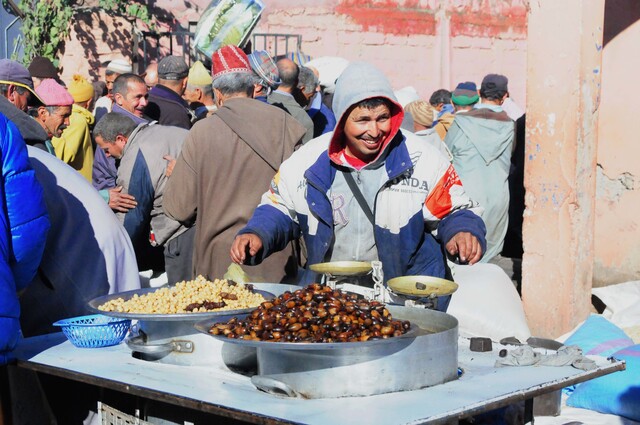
[445,231,482,265]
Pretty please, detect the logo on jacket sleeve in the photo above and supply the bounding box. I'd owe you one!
[424,164,462,219]
[267,172,281,204]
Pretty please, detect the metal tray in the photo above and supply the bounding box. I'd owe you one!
[88,284,274,322]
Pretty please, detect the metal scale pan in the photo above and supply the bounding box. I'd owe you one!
[308,260,458,308]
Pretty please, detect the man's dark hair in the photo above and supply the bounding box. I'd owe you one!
[93,112,137,143]
[479,86,508,101]
[276,59,299,87]
[429,89,451,106]
[355,97,392,111]
[112,73,145,97]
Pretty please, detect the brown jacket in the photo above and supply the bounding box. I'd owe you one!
[434,112,455,141]
[163,97,306,282]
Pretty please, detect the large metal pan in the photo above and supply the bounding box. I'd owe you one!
[194,305,459,398]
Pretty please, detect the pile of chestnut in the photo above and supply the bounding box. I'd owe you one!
[208,283,410,343]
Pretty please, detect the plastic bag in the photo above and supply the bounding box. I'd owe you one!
[193,0,264,61]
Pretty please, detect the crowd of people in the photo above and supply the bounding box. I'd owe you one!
[0,44,525,422]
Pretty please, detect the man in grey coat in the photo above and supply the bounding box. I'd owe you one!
[267,57,314,144]
[94,113,194,284]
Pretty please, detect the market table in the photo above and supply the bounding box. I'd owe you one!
[12,332,625,425]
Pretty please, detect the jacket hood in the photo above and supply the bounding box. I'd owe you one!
[328,62,404,167]
[216,97,306,171]
[453,109,514,164]
[72,103,95,125]
[0,96,48,144]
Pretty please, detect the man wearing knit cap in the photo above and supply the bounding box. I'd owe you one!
[267,57,314,144]
[164,45,306,283]
[33,79,74,154]
[28,56,61,89]
[433,81,479,141]
[145,55,192,129]
[404,100,452,162]
[50,74,95,181]
[451,81,479,112]
[183,61,215,123]
[248,50,280,102]
[0,59,49,150]
[444,73,514,265]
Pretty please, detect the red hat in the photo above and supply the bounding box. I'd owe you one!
[211,45,252,81]
[35,78,74,106]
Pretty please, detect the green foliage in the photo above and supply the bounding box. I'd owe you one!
[17,0,153,65]
[18,0,74,66]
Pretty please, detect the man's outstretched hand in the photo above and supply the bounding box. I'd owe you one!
[445,231,482,265]
[230,233,263,264]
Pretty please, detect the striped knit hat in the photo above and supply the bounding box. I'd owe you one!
[404,100,435,127]
[211,45,252,81]
[451,81,479,106]
[248,50,280,89]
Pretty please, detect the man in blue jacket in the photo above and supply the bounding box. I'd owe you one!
[0,112,49,364]
[231,62,486,311]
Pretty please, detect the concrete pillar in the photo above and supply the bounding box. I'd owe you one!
[522,0,605,337]
[435,1,451,91]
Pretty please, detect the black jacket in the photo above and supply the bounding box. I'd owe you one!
[144,85,192,130]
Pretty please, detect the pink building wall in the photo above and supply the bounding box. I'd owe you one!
[60,0,528,106]
[593,1,640,286]
[254,0,528,105]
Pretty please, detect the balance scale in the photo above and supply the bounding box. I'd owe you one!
[308,260,458,310]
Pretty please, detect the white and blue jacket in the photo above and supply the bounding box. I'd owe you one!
[239,62,486,286]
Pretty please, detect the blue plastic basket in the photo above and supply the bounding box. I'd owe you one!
[53,314,131,348]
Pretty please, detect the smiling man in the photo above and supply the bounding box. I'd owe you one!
[112,73,149,120]
[231,62,487,311]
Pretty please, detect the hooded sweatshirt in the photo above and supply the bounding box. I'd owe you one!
[324,61,405,263]
[444,103,514,261]
[164,96,306,282]
[239,62,486,290]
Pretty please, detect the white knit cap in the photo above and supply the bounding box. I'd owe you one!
[107,58,132,74]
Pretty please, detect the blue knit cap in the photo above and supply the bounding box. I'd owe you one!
[451,81,479,105]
